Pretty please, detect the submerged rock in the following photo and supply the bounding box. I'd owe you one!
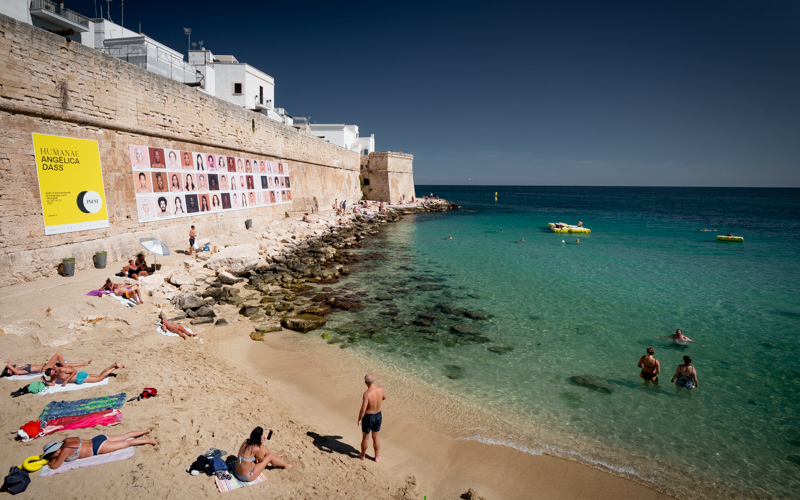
[443,365,464,380]
[451,323,481,336]
[487,345,514,354]
[417,284,443,291]
[281,314,327,333]
[464,310,493,320]
[570,375,614,394]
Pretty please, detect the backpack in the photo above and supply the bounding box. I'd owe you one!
[1,466,30,495]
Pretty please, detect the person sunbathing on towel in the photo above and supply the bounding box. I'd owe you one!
[42,430,157,470]
[161,318,196,340]
[2,352,91,377]
[112,283,143,305]
[234,427,294,482]
[43,362,125,387]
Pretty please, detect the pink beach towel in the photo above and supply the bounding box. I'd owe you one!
[214,472,267,493]
[43,409,122,436]
[38,447,135,477]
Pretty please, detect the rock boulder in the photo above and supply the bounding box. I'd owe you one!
[205,244,260,275]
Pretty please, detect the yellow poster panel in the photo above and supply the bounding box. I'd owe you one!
[33,133,109,235]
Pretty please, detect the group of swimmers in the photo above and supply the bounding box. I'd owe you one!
[638,330,701,389]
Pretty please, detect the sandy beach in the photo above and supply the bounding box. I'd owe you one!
[0,205,673,499]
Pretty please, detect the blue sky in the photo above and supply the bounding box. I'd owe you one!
[66,0,800,186]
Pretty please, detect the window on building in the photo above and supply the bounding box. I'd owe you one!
[259,86,264,105]
[363,178,370,186]
[233,82,243,95]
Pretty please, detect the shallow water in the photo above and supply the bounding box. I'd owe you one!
[321,186,800,499]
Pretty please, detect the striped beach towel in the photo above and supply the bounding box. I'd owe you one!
[38,447,135,477]
[39,392,126,420]
[214,472,267,493]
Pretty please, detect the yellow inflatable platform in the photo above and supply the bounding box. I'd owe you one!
[548,223,591,234]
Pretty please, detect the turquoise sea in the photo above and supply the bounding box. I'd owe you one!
[321,186,800,499]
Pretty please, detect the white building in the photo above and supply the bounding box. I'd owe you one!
[1,1,200,85]
[2,0,90,42]
[308,124,375,154]
[189,50,292,125]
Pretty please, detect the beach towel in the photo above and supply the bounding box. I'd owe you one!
[156,322,193,337]
[86,289,111,297]
[19,410,122,442]
[43,409,122,435]
[214,472,267,493]
[37,378,108,396]
[107,294,136,308]
[3,372,44,381]
[38,447,135,477]
[39,392,126,420]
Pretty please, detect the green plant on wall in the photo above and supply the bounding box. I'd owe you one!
[252,119,255,132]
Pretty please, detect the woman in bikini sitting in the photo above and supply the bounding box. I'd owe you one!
[123,259,149,280]
[160,317,196,340]
[112,282,143,305]
[42,430,157,470]
[234,427,294,483]
[637,346,660,383]
[2,352,91,377]
[671,355,699,389]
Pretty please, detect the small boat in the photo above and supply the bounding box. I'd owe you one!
[717,235,744,242]
[548,223,590,234]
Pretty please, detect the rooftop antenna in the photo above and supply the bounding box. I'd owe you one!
[191,42,197,49]
[93,0,97,17]
[105,0,112,22]
[183,27,192,56]
[121,0,124,29]
[198,40,204,49]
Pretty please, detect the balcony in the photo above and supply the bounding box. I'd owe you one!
[29,0,90,32]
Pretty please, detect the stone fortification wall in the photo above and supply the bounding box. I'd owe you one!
[0,14,363,286]
[360,152,416,203]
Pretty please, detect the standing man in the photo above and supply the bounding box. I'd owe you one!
[357,373,386,462]
[189,225,196,256]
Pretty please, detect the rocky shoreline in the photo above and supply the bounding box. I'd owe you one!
[140,200,459,338]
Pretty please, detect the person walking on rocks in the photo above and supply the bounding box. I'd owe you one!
[357,373,386,462]
[189,225,196,256]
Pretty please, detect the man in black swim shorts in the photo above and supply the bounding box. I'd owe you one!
[189,225,196,256]
[357,373,386,461]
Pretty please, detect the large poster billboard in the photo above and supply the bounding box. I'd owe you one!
[32,133,109,235]
[129,144,293,223]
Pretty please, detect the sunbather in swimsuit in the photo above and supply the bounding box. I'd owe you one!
[43,431,156,470]
[234,454,257,482]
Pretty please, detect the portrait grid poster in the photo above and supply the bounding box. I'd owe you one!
[129,145,293,223]
[33,133,110,235]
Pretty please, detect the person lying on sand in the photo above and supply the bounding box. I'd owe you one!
[657,329,704,346]
[160,317,196,339]
[42,430,157,470]
[112,282,143,305]
[43,362,124,387]
[2,352,91,377]
[234,427,294,482]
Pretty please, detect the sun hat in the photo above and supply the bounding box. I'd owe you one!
[42,440,63,457]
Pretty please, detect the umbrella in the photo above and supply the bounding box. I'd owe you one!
[139,238,170,269]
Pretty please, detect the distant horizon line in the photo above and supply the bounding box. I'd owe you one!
[412,184,799,189]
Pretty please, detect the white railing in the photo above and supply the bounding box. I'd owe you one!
[29,0,90,27]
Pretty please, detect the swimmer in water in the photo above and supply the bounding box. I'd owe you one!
[519,238,525,243]
[448,235,452,240]
[657,329,704,346]
[575,238,580,244]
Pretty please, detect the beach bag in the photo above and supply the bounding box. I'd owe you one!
[1,466,30,495]
[127,387,158,402]
[18,420,45,442]
[27,382,46,394]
